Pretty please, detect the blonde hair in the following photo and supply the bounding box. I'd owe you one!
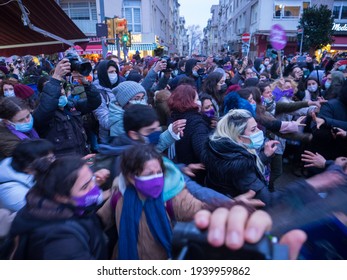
[211,109,265,174]
[271,77,298,94]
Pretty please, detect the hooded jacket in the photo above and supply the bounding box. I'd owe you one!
[93,60,125,143]
[0,157,34,212]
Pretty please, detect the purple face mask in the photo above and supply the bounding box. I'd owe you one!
[72,185,102,208]
[204,108,215,118]
[134,173,164,198]
[223,65,232,71]
[283,88,294,98]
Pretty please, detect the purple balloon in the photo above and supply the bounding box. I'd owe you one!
[270,24,287,50]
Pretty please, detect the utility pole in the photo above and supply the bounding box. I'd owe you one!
[299,27,304,55]
[99,0,108,58]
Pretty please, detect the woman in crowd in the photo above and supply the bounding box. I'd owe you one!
[0,139,55,212]
[199,71,227,117]
[0,97,39,159]
[168,84,212,183]
[303,77,321,102]
[202,109,278,204]
[10,156,110,259]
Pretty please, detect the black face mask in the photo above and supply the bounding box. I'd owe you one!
[225,79,232,86]
[220,84,228,93]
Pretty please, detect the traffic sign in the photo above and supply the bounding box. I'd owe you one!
[242,33,251,43]
[270,24,287,50]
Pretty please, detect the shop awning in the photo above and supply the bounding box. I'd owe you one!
[75,45,103,55]
[331,36,347,50]
[130,43,158,51]
[0,0,89,57]
[108,43,157,52]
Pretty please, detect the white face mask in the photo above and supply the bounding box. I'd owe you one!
[108,73,118,84]
[307,84,318,92]
[129,99,147,106]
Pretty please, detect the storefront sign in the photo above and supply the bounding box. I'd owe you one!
[132,34,142,43]
[332,23,347,32]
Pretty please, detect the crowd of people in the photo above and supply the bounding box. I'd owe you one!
[0,49,347,260]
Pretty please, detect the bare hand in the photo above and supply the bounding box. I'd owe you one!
[154,60,167,73]
[335,127,347,138]
[311,112,325,129]
[295,115,307,126]
[172,119,186,137]
[233,190,265,208]
[264,140,280,157]
[301,150,326,168]
[94,168,110,186]
[194,207,306,259]
[53,58,71,80]
[182,163,205,177]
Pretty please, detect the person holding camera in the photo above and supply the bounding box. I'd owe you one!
[33,58,101,158]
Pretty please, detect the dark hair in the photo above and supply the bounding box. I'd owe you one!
[258,81,272,94]
[123,104,159,133]
[0,79,17,97]
[11,139,55,173]
[37,75,50,93]
[177,77,196,88]
[120,144,165,180]
[237,88,253,100]
[0,96,30,121]
[168,84,199,113]
[199,93,213,104]
[202,72,224,104]
[32,156,86,199]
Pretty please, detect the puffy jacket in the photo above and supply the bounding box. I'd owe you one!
[202,137,272,205]
[0,158,34,212]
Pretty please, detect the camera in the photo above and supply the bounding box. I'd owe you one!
[172,222,289,260]
[160,56,177,72]
[64,49,92,76]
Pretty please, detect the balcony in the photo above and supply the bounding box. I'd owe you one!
[72,20,97,36]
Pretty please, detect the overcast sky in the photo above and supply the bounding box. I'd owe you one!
[179,0,219,30]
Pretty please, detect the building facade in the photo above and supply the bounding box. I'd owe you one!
[204,0,336,59]
[56,0,188,58]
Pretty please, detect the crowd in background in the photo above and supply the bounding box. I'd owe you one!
[0,48,347,260]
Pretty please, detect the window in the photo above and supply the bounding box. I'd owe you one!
[332,2,347,20]
[273,1,309,19]
[61,2,97,21]
[123,0,142,33]
[251,3,258,24]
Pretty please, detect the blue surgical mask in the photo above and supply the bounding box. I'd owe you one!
[4,90,15,97]
[251,103,257,112]
[338,65,346,71]
[307,85,318,92]
[58,95,68,107]
[325,81,331,89]
[192,70,199,77]
[10,114,34,132]
[144,131,161,145]
[242,130,264,150]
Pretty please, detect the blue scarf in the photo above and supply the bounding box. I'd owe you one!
[118,185,172,259]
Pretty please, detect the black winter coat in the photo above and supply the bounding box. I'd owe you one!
[10,189,108,260]
[202,137,272,205]
[170,110,211,165]
[33,77,101,157]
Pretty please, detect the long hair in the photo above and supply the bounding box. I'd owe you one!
[210,109,265,174]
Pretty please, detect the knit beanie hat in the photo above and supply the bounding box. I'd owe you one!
[14,84,35,99]
[0,65,9,75]
[112,81,146,107]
